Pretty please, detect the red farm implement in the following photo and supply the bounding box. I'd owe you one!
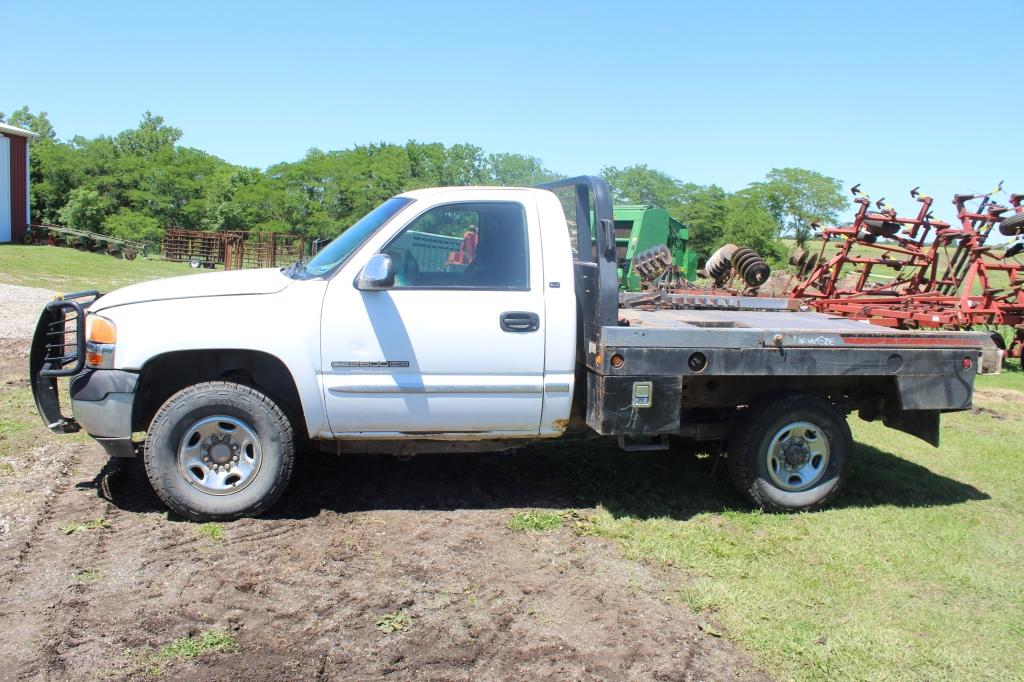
[787,183,1024,358]
[22,223,146,259]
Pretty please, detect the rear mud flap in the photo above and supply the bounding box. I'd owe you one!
[881,408,941,448]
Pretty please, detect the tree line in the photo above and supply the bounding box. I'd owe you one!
[1,107,847,260]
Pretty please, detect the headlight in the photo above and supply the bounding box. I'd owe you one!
[85,314,116,369]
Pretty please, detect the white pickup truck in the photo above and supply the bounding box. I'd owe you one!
[31,177,997,520]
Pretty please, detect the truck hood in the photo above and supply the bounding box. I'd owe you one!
[91,267,291,312]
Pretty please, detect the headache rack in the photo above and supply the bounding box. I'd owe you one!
[29,290,101,433]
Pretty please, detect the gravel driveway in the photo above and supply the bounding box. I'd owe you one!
[0,283,57,339]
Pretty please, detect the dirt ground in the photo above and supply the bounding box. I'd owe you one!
[0,286,768,681]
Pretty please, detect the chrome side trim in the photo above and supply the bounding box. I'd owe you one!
[543,382,571,393]
[328,383,542,395]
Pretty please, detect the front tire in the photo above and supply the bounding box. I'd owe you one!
[144,381,295,521]
[728,394,851,512]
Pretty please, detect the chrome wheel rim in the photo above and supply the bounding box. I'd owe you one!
[177,416,263,495]
[766,421,830,492]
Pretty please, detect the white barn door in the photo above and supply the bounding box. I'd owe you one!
[0,135,10,243]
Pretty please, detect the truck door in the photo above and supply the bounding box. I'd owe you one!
[319,195,547,435]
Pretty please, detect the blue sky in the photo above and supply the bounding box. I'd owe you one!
[5,0,1023,229]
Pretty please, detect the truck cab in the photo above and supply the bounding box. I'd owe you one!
[31,177,996,521]
[311,186,577,438]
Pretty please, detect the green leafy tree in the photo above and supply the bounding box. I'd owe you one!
[601,164,681,207]
[485,153,558,186]
[252,219,292,233]
[721,194,782,260]
[104,209,162,242]
[4,106,57,140]
[59,188,107,232]
[675,183,729,256]
[745,168,846,246]
[114,111,182,156]
[202,168,263,232]
[29,138,86,223]
[439,143,487,185]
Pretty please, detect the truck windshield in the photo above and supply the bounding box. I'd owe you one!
[297,196,414,278]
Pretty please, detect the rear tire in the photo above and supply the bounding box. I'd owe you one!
[144,381,295,521]
[728,394,851,512]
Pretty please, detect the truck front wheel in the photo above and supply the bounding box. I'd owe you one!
[727,394,851,512]
[144,381,295,521]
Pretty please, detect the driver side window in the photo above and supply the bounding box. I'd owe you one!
[382,201,529,290]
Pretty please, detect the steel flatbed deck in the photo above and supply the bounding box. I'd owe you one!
[581,300,996,442]
[610,306,994,351]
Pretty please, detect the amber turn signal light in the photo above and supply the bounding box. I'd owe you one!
[86,315,116,344]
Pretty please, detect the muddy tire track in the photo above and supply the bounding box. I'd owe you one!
[1,444,80,587]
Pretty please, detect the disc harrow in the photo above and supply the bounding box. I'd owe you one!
[697,244,772,289]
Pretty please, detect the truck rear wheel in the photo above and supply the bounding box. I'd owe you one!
[144,381,295,521]
[727,394,851,512]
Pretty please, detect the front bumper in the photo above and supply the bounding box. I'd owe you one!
[69,369,139,458]
[29,294,139,458]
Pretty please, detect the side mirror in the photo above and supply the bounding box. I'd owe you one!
[355,253,395,290]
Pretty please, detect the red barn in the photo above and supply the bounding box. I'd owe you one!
[0,122,37,243]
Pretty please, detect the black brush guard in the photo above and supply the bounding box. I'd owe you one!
[29,290,101,433]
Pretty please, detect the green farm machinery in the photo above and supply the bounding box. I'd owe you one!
[612,205,698,289]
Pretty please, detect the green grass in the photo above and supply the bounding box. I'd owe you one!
[0,388,34,440]
[197,523,224,541]
[506,510,563,532]
[376,610,412,634]
[158,630,237,660]
[0,244,199,292]
[0,388,33,482]
[123,629,236,677]
[61,518,112,535]
[580,372,1024,681]
[977,359,1024,392]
